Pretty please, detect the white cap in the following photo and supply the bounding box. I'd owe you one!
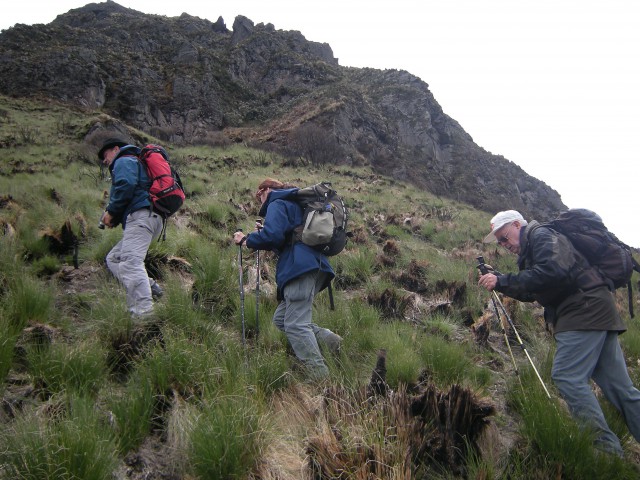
[483,210,527,243]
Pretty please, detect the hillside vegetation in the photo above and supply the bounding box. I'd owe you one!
[1,95,640,479]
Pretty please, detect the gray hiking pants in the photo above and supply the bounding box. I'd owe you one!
[272,271,336,380]
[106,208,163,317]
[552,330,640,455]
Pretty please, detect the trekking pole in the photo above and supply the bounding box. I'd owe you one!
[490,291,522,388]
[492,291,551,398]
[477,257,551,399]
[255,219,263,339]
[477,258,520,380]
[238,229,247,360]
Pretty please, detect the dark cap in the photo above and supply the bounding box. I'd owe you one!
[97,138,128,160]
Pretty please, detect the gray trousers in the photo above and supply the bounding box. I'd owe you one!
[273,271,334,379]
[106,209,163,316]
[552,330,640,455]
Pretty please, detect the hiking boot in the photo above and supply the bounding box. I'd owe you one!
[150,282,163,300]
[322,331,343,355]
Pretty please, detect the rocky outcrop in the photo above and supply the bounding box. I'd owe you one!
[0,1,565,218]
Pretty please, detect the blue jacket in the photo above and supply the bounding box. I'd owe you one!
[245,188,335,298]
[106,146,151,229]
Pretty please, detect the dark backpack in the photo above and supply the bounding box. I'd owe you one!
[545,208,640,316]
[138,144,185,218]
[290,182,349,257]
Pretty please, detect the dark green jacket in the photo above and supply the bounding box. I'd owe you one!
[495,221,625,332]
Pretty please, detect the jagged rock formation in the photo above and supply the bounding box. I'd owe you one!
[0,0,566,218]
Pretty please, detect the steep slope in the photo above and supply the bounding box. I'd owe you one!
[1,92,639,479]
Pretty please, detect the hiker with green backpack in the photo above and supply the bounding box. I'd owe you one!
[233,178,343,381]
[478,209,640,457]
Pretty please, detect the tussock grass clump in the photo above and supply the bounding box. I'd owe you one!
[106,320,164,378]
[136,325,224,397]
[105,378,156,454]
[418,336,492,388]
[190,243,238,319]
[421,313,463,339]
[0,309,19,384]
[507,382,640,479]
[367,285,412,320]
[26,340,108,397]
[306,382,495,478]
[0,395,118,480]
[193,198,240,229]
[187,395,265,479]
[30,254,61,277]
[334,246,377,288]
[5,275,53,328]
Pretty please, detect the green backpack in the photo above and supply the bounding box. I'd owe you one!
[290,182,349,256]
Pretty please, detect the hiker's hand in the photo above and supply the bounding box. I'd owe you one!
[233,231,247,246]
[478,273,497,291]
[255,219,263,231]
[101,211,115,228]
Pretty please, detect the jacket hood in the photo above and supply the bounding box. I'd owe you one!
[109,145,141,172]
[258,187,299,216]
[115,145,140,159]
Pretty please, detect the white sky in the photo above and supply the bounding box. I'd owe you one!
[2,0,639,246]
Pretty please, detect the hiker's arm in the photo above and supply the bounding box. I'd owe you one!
[495,229,573,301]
[246,200,290,250]
[106,159,138,217]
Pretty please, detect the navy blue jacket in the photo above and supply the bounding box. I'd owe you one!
[245,188,335,298]
[106,146,151,229]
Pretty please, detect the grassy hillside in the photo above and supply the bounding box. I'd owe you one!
[1,94,639,479]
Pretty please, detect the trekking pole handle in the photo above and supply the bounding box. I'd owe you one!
[98,210,108,229]
[477,256,489,275]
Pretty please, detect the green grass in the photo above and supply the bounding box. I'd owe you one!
[507,383,640,479]
[188,395,265,479]
[419,335,492,388]
[5,275,54,327]
[0,395,119,480]
[137,325,226,396]
[190,242,239,319]
[26,340,108,397]
[31,254,61,276]
[104,378,156,454]
[0,309,19,385]
[333,246,378,288]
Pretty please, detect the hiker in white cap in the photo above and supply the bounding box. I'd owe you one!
[478,210,640,457]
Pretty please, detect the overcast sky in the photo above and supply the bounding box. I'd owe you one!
[2,0,639,246]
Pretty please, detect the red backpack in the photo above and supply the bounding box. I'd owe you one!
[138,144,185,218]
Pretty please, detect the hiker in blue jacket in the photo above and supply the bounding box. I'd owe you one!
[98,138,164,318]
[233,178,342,380]
[478,210,640,457]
